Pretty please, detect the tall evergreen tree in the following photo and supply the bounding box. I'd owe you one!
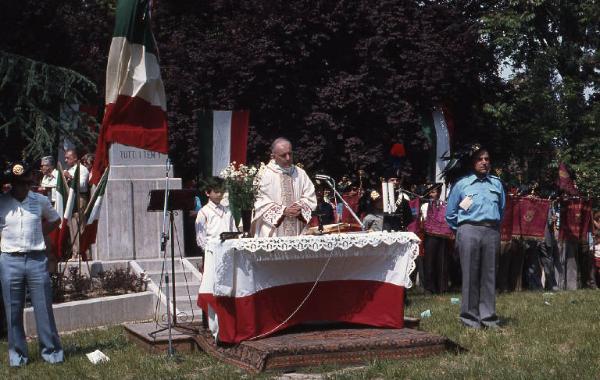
[0,52,97,163]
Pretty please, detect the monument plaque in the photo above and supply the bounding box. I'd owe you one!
[95,144,184,261]
[110,143,169,165]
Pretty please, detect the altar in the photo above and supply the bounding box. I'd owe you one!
[197,231,419,344]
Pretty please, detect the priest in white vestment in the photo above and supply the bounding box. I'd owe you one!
[252,138,317,237]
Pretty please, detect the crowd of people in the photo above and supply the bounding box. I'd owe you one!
[1,138,599,364]
[189,139,599,301]
[309,165,599,299]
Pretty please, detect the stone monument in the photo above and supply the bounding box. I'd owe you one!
[94,143,185,261]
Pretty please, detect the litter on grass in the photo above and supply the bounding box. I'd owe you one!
[87,349,110,364]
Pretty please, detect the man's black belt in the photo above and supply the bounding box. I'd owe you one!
[2,250,46,255]
[459,221,499,228]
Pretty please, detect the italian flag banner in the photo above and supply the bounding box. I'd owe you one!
[92,0,168,184]
[79,167,110,260]
[50,163,71,260]
[197,110,250,177]
[416,106,454,200]
[432,107,453,200]
[58,164,80,260]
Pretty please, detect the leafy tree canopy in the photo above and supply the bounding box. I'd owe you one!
[2,0,599,202]
[481,0,600,197]
[0,0,113,164]
[0,51,97,162]
[154,0,494,181]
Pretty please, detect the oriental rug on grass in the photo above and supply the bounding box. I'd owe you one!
[192,323,455,373]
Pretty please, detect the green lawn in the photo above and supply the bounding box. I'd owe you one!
[1,289,599,379]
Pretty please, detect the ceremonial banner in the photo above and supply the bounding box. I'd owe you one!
[50,163,70,259]
[558,163,579,196]
[424,201,453,238]
[407,198,421,233]
[79,168,110,260]
[500,194,514,241]
[91,0,168,184]
[197,110,250,177]
[559,198,592,241]
[511,197,551,240]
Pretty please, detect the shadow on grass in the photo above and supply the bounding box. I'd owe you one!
[498,316,517,328]
[445,339,467,354]
[62,333,129,357]
[63,341,124,357]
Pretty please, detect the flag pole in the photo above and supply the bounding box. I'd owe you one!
[77,163,83,274]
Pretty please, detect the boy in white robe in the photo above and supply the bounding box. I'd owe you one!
[195,177,237,249]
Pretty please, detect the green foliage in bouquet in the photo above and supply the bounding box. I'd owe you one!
[220,162,263,217]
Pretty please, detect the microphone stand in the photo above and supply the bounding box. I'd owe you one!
[149,159,174,357]
[320,177,365,231]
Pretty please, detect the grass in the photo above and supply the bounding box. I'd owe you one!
[1,289,599,379]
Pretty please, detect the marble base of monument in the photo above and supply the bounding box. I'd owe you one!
[94,144,185,261]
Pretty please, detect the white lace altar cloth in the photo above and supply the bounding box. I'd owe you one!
[200,231,420,298]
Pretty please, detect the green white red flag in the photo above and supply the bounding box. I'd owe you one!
[91,0,168,184]
[58,163,80,260]
[197,110,250,177]
[50,163,71,260]
[79,167,110,259]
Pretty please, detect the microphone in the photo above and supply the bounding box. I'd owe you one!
[165,158,172,177]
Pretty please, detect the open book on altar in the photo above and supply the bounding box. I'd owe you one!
[306,223,362,235]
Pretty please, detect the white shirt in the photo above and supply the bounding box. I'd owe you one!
[41,168,59,202]
[0,191,60,252]
[195,201,237,249]
[67,163,89,193]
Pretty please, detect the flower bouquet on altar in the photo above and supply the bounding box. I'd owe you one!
[219,162,263,234]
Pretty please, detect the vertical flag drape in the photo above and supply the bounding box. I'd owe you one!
[57,164,79,259]
[91,0,168,184]
[197,110,250,177]
[432,107,451,200]
[50,163,70,260]
[79,168,110,259]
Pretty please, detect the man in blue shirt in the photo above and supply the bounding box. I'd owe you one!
[446,148,505,328]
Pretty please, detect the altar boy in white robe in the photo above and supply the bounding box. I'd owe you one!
[195,177,238,249]
[252,138,317,237]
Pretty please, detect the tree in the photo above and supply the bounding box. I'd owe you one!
[480,0,600,198]
[0,52,97,162]
[151,0,494,181]
[0,0,113,163]
[2,0,496,186]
